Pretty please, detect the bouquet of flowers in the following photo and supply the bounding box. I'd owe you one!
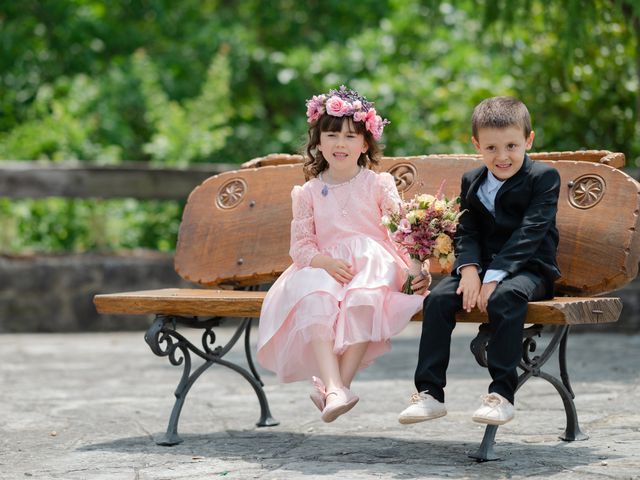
[382,181,463,293]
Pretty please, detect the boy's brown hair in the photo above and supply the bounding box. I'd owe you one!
[472,96,532,139]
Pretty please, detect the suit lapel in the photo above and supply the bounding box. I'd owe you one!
[467,168,493,218]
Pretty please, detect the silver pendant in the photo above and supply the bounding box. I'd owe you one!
[321,185,329,197]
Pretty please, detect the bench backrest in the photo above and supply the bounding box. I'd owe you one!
[174,151,640,296]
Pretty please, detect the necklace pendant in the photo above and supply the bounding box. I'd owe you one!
[341,209,348,217]
[321,185,329,197]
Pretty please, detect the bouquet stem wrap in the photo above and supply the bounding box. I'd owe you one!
[403,255,424,294]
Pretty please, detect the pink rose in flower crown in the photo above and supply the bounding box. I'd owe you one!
[365,109,385,140]
[305,95,326,123]
[326,96,349,117]
[353,111,366,122]
[371,118,385,140]
[364,108,377,122]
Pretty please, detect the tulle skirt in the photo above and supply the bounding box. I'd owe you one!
[256,236,424,383]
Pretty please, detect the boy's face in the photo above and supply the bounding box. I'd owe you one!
[472,126,534,181]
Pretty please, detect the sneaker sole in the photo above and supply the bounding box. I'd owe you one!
[398,410,447,424]
[471,414,514,426]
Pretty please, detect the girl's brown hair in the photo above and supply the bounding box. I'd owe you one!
[302,115,382,180]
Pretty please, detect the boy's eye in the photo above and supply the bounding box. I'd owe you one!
[507,144,517,149]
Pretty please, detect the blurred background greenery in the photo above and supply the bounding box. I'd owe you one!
[1,0,638,253]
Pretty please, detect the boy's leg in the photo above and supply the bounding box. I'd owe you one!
[485,270,548,404]
[413,275,462,402]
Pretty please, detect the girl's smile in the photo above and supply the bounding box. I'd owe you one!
[318,121,368,183]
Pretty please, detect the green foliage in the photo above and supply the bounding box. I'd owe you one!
[133,49,233,166]
[0,198,182,253]
[0,0,637,253]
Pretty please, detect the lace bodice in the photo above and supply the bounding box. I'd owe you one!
[289,169,403,267]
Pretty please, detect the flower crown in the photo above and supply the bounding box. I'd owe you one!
[305,85,390,141]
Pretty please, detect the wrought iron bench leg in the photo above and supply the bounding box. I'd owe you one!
[469,326,501,461]
[144,314,279,446]
[469,425,500,462]
[468,323,587,461]
[548,326,588,441]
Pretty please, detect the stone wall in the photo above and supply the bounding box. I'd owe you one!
[0,252,190,332]
[0,253,638,332]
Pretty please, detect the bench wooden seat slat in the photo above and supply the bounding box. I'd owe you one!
[94,289,622,325]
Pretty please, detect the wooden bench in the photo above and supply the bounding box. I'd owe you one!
[94,150,640,461]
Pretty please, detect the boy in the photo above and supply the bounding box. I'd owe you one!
[398,96,561,425]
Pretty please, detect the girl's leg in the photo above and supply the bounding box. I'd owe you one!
[310,338,343,393]
[339,342,369,388]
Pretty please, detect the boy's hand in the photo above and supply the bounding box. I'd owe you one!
[456,265,480,312]
[311,254,354,284]
[411,272,431,295]
[477,281,498,313]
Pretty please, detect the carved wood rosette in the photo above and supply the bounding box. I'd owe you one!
[387,163,417,193]
[568,174,605,209]
[216,178,247,209]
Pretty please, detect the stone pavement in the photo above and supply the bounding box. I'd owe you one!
[1,322,639,480]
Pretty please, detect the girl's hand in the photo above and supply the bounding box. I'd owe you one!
[311,254,354,284]
[411,272,431,295]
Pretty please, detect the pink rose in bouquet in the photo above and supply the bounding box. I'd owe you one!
[382,180,463,293]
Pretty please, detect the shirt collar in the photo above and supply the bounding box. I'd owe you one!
[485,171,505,189]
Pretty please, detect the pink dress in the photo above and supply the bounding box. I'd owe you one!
[256,168,424,383]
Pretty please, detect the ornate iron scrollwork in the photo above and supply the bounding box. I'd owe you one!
[387,163,417,193]
[144,313,278,446]
[216,178,247,209]
[568,174,605,209]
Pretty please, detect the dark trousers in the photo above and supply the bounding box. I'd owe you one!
[414,270,549,404]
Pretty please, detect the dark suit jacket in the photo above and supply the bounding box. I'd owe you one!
[452,154,561,291]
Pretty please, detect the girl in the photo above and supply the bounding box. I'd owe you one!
[257,86,429,423]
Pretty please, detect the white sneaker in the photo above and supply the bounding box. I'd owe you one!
[471,392,515,425]
[398,391,447,424]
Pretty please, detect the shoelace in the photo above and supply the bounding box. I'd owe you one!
[480,393,503,408]
[410,392,426,403]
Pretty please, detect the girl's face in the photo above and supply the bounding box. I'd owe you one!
[318,120,368,178]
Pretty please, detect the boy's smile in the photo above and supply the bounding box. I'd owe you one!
[472,126,535,181]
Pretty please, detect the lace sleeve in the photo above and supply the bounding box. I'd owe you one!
[289,185,320,267]
[378,172,402,216]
